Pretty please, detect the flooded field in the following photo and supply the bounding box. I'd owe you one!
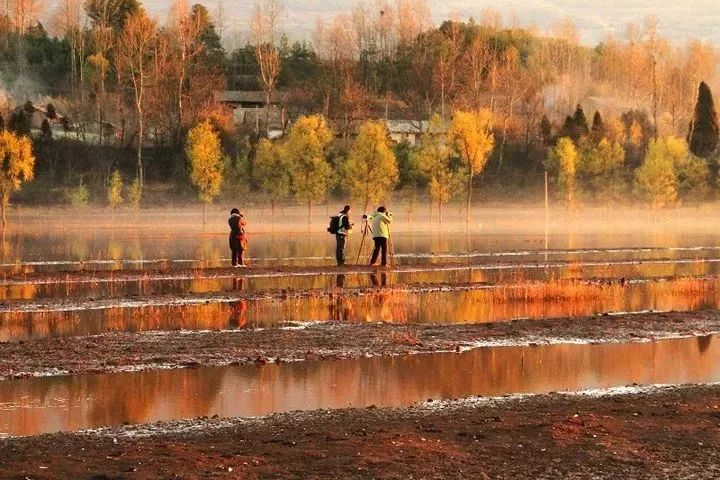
[4,207,720,441]
[1,275,719,342]
[1,334,717,437]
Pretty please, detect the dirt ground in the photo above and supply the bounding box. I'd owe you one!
[2,383,719,479]
[2,310,719,379]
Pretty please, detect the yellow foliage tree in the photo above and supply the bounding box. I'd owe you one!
[107,169,123,208]
[187,120,225,224]
[286,114,334,218]
[417,114,455,224]
[345,120,398,211]
[547,137,578,208]
[253,138,291,224]
[634,138,677,208]
[0,130,35,226]
[448,109,494,223]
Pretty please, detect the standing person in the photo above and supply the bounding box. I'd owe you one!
[329,205,353,266]
[228,208,248,267]
[366,206,393,267]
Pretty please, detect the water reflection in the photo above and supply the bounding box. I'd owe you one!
[3,259,720,302]
[2,276,720,342]
[3,222,720,274]
[1,334,718,437]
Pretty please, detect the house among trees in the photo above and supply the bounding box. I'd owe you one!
[385,120,447,146]
[215,90,289,138]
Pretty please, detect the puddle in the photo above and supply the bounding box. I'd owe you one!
[0,334,717,437]
[1,276,719,342]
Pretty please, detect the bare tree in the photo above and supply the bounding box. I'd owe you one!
[170,0,208,147]
[118,8,157,189]
[252,0,284,135]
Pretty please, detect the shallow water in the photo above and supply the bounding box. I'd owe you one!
[1,275,718,342]
[2,257,720,301]
[0,334,717,437]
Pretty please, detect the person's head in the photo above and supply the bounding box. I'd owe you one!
[342,205,351,213]
[230,208,240,215]
[377,206,386,213]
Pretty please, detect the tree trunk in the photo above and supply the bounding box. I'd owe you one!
[1,198,6,227]
[202,202,206,226]
[439,201,444,226]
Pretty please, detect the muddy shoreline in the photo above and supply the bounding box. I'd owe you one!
[2,383,719,479]
[2,310,719,380]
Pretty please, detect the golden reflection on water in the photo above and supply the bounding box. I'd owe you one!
[2,259,720,302]
[1,335,718,437]
[1,276,720,341]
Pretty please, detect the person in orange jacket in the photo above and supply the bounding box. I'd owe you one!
[228,208,248,267]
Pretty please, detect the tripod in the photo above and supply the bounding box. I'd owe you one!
[355,218,370,265]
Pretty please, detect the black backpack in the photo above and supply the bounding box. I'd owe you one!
[327,215,342,234]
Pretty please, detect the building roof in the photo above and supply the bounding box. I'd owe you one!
[385,119,447,134]
[215,90,290,105]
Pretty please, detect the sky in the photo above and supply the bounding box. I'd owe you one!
[45,0,720,46]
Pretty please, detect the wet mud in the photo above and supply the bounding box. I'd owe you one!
[1,310,719,380]
[2,383,719,479]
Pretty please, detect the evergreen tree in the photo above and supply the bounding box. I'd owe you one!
[539,115,552,145]
[46,103,57,120]
[688,81,719,158]
[191,4,226,68]
[9,108,31,137]
[559,105,589,141]
[572,104,589,136]
[591,111,604,138]
[40,119,53,143]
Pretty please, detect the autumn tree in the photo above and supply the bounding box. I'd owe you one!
[688,81,719,158]
[253,138,291,223]
[187,120,225,224]
[345,120,398,211]
[117,7,157,191]
[0,130,35,226]
[576,137,626,203]
[634,138,678,208]
[546,137,578,208]
[448,109,494,224]
[286,114,333,218]
[107,169,123,208]
[417,114,455,224]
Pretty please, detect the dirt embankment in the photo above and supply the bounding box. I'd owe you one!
[2,310,719,380]
[2,383,720,479]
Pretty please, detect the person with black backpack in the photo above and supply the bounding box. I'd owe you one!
[328,205,353,266]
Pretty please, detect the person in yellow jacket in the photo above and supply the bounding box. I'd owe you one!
[365,206,393,267]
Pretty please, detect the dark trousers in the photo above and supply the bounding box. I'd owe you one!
[370,237,388,266]
[335,234,347,265]
[229,237,244,266]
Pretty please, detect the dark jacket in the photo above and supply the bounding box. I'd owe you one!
[228,213,248,248]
